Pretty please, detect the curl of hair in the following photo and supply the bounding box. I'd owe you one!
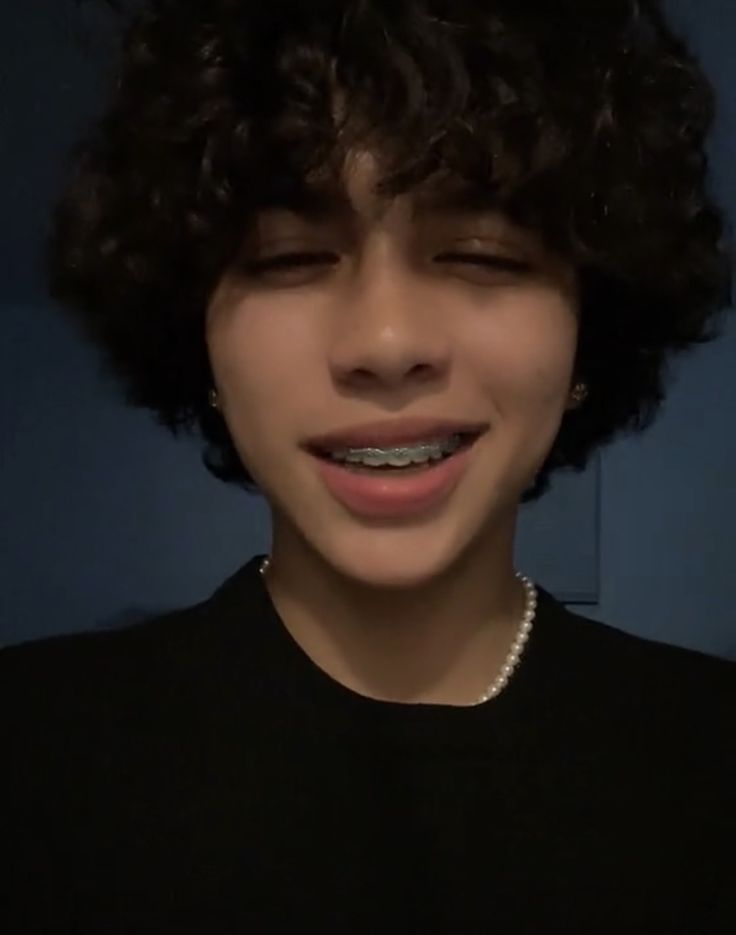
[49,0,734,501]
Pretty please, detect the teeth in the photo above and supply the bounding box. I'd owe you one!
[329,434,464,467]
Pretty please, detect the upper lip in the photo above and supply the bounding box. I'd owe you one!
[304,417,489,451]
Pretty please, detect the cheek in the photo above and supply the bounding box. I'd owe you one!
[207,294,299,396]
[464,295,578,417]
[205,295,323,458]
[205,313,288,485]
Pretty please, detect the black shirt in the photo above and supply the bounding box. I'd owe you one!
[2,554,735,933]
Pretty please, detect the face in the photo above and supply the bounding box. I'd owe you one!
[205,151,580,587]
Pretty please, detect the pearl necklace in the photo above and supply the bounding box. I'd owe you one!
[258,556,538,705]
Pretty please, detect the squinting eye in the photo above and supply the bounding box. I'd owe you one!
[240,251,532,277]
[242,252,336,275]
[434,252,531,274]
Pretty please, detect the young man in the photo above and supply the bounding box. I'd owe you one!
[3,1,734,931]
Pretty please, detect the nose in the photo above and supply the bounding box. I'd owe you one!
[326,252,451,392]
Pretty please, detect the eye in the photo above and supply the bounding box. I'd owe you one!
[434,252,531,275]
[241,252,336,275]
[240,250,532,278]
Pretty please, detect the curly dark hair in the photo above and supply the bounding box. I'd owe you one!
[47,0,734,502]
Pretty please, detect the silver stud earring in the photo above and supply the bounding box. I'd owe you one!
[570,382,588,406]
[208,388,219,410]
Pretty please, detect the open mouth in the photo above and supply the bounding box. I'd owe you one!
[309,432,481,473]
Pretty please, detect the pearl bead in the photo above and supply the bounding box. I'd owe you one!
[258,556,537,706]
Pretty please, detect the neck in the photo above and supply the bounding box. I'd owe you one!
[264,519,528,707]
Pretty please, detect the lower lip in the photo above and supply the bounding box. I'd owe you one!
[309,436,482,518]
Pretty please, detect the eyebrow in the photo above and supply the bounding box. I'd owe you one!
[252,180,504,221]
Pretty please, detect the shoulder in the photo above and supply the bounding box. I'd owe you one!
[0,600,205,665]
[558,600,736,691]
[537,588,735,737]
[0,557,268,737]
[0,556,267,742]
[543,595,736,772]
[0,601,209,735]
[538,587,735,688]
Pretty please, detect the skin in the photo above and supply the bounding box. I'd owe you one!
[205,149,581,707]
